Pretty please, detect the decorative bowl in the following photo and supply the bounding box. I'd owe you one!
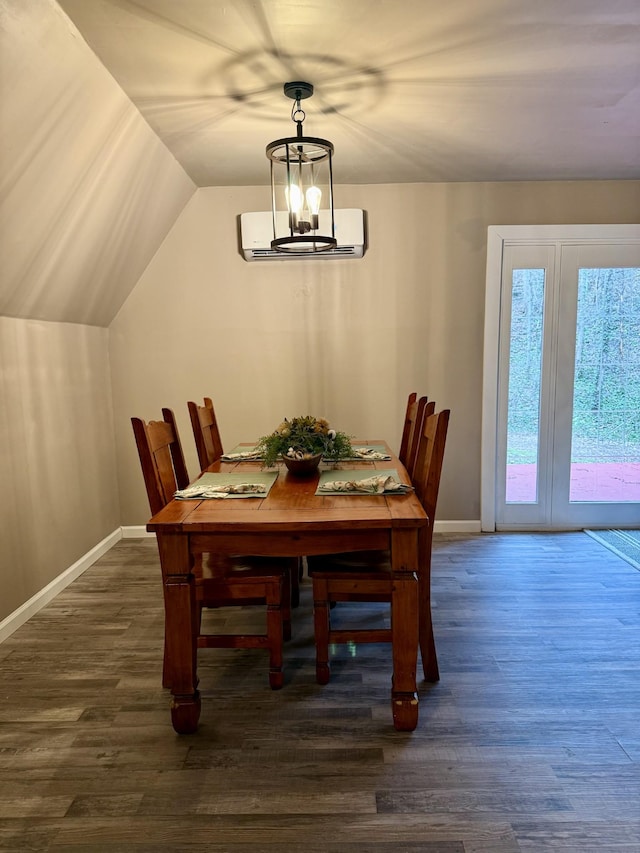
[282,453,322,476]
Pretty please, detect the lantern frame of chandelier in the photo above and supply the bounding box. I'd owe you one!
[266,82,337,254]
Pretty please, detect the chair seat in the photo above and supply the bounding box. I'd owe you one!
[308,554,392,603]
[202,554,293,581]
[307,551,391,572]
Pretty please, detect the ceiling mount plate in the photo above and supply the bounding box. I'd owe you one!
[284,81,313,101]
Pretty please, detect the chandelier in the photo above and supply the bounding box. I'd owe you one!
[266,82,336,254]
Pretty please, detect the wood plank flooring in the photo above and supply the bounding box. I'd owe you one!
[0,532,639,851]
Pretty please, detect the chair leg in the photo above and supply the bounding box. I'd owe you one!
[418,557,439,682]
[290,558,302,608]
[282,565,292,642]
[421,618,440,683]
[312,577,331,684]
[266,579,284,690]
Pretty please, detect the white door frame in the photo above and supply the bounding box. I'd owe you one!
[481,224,640,532]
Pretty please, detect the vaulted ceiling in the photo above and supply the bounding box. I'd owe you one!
[57,0,640,186]
[2,0,638,327]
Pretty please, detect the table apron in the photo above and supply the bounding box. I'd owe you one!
[189,530,392,559]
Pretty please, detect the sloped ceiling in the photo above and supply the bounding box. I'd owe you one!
[56,0,640,185]
[0,0,195,326]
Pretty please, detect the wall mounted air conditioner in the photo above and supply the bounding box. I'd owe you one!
[240,209,366,261]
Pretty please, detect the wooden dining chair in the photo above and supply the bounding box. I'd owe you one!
[308,408,450,685]
[132,408,292,690]
[399,393,430,477]
[188,396,224,471]
[187,396,303,608]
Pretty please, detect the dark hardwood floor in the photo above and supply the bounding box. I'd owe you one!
[0,532,638,852]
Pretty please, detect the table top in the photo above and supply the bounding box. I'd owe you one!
[147,440,427,535]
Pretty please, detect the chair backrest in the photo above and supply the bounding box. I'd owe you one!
[413,409,450,524]
[398,393,417,467]
[188,396,223,471]
[406,398,433,479]
[399,393,430,477]
[132,408,189,515]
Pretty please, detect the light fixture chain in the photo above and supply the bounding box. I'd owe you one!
[291,96,305,126]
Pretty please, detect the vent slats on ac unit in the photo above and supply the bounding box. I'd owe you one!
[250,246,357,260]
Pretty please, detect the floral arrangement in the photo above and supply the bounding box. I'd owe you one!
[256,415,353,468]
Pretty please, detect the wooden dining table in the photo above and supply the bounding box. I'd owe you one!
[146,441,428,734]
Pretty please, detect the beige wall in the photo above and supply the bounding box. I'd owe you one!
[0,0,195,628]
[110,179,640,526]
[0,317,120,623]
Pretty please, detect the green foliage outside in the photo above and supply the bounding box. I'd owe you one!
[506,267,640,464]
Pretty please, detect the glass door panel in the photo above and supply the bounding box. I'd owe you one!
[496,244,555,527]
[505,269,545,504]
[570,267,640,503]
[551,243,640,527]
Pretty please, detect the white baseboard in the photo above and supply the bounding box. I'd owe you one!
[121,525,154,539]
[434,520,482,534]
[0,528,122,644]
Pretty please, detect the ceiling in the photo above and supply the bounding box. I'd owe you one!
[56,0,640,187]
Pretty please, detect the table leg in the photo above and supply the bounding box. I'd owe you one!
[390,528,420,731]
[156,534,201,734]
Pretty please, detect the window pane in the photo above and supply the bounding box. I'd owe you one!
[570,267,640,502]
[506,269,545,503]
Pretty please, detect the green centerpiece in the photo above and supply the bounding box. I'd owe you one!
[257,415,353,472]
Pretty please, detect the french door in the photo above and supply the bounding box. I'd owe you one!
[483,226,640,531]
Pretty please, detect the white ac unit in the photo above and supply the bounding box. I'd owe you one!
[240,209,366,261]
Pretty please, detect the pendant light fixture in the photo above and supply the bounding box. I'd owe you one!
[266,82,336,254]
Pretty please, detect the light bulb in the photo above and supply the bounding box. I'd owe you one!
[306,185,321,229]
[284,183,304,232]
[306,185,322,214]
[285,184,303,215]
